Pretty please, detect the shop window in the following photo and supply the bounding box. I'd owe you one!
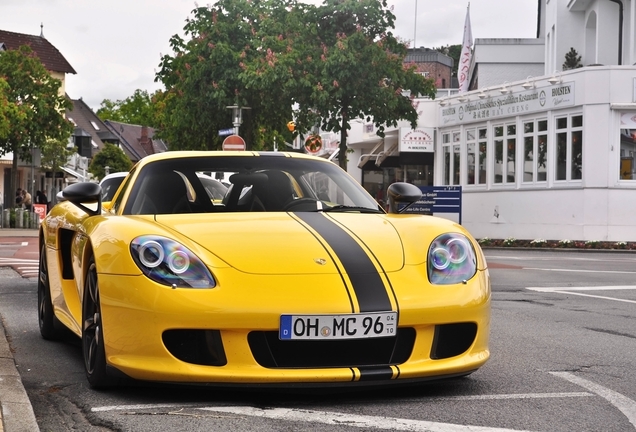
[522,119,548,183]
[493,123,516,184]
[465,128,487,186]
[442,132,451,185]
[619,113,636,180]
[555,114,583,182]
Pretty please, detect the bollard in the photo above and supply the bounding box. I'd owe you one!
[2,209,9,228]
[16,208,22,228]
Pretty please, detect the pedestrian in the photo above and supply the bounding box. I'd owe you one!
[36,190,50,212]
[15,188,23,207]
[22,189,32,211]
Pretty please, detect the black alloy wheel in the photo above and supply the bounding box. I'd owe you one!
[82,256,114,388]
[38,243,61,340]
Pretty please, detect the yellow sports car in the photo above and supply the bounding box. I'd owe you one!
[38,151,490,389]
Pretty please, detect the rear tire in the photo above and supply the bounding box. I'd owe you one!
[38,243,62,340]
[82,256,115,388]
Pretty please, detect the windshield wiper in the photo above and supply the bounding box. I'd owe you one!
[321,205,384,214]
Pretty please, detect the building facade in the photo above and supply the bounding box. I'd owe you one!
[344,0,636,242]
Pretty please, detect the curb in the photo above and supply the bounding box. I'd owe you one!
[0,321,40,432]
[481,246,636,253]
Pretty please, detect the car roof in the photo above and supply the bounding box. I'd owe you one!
[99,172,128,183]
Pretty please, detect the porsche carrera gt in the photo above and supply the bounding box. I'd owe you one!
[38,151,490,388]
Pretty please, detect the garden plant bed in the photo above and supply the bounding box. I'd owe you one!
[477,238,636,251]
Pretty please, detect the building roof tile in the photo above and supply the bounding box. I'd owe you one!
[0,29,76,74]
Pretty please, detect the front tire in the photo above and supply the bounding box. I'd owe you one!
[82,256,114,388]
[38,243,61,340]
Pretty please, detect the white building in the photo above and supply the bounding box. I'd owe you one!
[345,0,636,242]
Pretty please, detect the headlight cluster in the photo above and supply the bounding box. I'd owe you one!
[130,236,216,288]
[427,233,477,285]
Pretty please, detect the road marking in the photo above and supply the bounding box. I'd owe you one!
[199,406,533,432]
[92,403,181,412]
[0,258,39,277]
[524,268,636,274]
[551,372,636,428]
[0,257,38,263]
[429,392,593,401]
[91,391,594,414]
[527,286,636,304]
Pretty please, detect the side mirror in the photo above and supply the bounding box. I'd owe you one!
[56,182,102,216]
[387,182,422,214]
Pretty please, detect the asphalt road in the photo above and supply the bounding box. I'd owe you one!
[1,246,636,431]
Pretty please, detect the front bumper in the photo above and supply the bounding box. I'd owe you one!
[97,266,490,385]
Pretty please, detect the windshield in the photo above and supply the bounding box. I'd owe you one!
[123,155,382,215]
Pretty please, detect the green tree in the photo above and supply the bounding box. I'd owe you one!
[562,47,582,70]
[96,89,159,127]
[88,143,132,180]
[156,0,434,163]
[39,137,75,204]
[0,78,18,139]
[0,45,73,207]
[255,0,437,169]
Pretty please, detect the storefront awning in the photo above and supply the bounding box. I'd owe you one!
[357,140,384,168]
[61,166,88,181]
[376,142,398,166]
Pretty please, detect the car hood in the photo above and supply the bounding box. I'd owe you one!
[155,212,404,275]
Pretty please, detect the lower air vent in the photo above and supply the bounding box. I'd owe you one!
[430,323,477,360]
[162,329,227,366]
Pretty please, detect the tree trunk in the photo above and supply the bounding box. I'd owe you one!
[338,111,348,171]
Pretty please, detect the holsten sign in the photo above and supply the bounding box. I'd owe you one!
[399,127,435,152]
[441,82,575,126]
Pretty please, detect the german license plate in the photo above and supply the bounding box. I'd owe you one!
[279,312,397,340]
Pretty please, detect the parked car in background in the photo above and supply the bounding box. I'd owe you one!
[99,172,128,202]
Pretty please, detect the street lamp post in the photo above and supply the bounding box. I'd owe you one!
[226,105,251,135]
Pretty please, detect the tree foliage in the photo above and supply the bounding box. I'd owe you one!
[0,45,73,207]
[96,89,159,127]
[562,47,582,70]
[155,0,436,166]
[155,0,293,151]
[39,136,76,203]
[88,143,132,180]
[303,0,437,168]
[0,77,17,139]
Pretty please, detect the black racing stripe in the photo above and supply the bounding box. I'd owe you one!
[358,366,394,381]
[295,212,392,312]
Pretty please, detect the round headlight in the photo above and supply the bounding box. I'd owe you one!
[427,233,477,285]
[431,247,451,270]
[168,250,190,274]
[447,237,469,264]
[138,240,164,268]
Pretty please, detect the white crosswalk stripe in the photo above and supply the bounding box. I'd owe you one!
[0,257,39,277]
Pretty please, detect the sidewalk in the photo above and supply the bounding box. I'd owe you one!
[0,227,40,432]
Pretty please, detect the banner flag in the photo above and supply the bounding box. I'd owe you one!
[458,3,473,93]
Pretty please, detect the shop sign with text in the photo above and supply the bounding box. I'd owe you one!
[399,127,434,152]
[440,82,575,126]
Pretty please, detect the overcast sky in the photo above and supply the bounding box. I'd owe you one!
[1,0,538,111]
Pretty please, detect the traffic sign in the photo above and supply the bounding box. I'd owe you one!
[218,128,234,136]
[222,134,246,151]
